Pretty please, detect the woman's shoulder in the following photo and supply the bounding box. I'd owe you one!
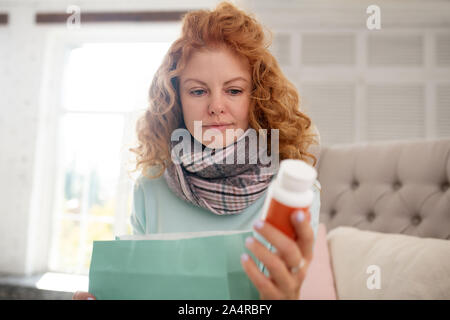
[134,166,167,192]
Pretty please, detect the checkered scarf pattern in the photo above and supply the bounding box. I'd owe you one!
[164,129,277,215]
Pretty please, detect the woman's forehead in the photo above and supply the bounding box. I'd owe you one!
[181,49,251,82]
[186,46,249,68]
[182,76,250,87]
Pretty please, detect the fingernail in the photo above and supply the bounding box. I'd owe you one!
[87,297,94,300]
[245,237,254,246]
[241,253,249,262]
[254,220,264,229]
[296,211,305,222]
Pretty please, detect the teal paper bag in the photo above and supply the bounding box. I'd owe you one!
[88,231,260,300]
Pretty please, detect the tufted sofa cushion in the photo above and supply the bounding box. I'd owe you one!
[317,138,450,240]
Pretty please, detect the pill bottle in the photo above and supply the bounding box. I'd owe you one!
[262,159,317,240]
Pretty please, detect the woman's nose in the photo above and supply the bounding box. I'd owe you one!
[208,106,224,115]
[208,92,225,115]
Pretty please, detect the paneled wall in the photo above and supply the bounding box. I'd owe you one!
[240,0,450,146]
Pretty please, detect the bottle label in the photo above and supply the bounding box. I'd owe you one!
[264,198,310,240]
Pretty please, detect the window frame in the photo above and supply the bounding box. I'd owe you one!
[31,24,180,275]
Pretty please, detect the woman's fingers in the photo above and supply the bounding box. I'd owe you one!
[240,252,280,299]
[244,236,297,294]
[252,220,303,272]
[290,209,315,263]
[72,291,96,300]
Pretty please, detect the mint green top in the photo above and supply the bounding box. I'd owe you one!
[129,170,322,244]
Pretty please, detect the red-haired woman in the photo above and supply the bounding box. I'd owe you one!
[74,0,321,300]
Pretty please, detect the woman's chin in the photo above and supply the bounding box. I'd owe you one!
[203,139,230,149]
[203,136,240,149]
[198,127,246,149]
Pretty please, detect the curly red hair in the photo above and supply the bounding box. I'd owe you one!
[129,1,319,180]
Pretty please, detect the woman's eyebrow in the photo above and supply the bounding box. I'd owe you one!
[183,77,249,85]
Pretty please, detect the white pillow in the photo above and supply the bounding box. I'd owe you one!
[327,226,450,300]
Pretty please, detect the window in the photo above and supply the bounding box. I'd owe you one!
[48,42,171,274]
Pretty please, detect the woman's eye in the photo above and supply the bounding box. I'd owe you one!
[189,89,242,96]
[190,89,206,96]
[228,89,242,95]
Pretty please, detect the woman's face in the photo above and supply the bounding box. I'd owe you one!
[179,46,252,149]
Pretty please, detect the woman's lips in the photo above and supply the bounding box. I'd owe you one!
[203,124,233,130]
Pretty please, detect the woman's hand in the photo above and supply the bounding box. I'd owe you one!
[241,210,314,300]
[72,291,96,300]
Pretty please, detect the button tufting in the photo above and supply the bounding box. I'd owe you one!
[411,215,422,226]
[330,209,337,218]
[367,212,375,222]
[441,182,449,192]
[351,180,359,190]
[393,181,402,190]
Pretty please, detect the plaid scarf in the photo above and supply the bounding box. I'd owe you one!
[164,128,277,215]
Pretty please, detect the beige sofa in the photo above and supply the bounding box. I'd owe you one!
[309,138,450,299]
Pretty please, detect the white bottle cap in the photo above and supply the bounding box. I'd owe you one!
[279,159,317,193]
[270,159,317,208]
